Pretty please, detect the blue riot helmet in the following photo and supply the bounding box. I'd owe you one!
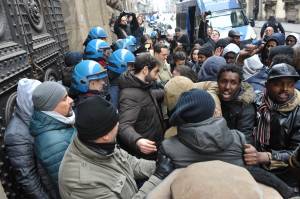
[84,39,111,60]
[71,60,108,93]
[107,49,135,74]
[112,39,125,51]
[127,35,137,45]
[83,27,108,46]
[123,36,137,52]
[89,26,108,39]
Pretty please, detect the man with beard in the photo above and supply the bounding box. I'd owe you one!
[30,81,76,187]
[154,43,172,86]
[244,63,300,191]
[118,53,165,160]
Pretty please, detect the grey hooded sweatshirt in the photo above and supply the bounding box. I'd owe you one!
[160,117,246,168]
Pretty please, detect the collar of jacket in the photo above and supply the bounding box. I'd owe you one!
[72,135,117,161]
[235,82,256,104]
[119,71,153,90]
[79,138,116,156]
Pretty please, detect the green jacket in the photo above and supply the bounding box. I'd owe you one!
[58,136,160,199]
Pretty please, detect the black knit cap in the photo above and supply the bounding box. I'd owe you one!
[75,96,119,141]
[170,89,215,126]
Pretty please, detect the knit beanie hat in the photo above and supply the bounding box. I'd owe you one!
[170,89,215,126]
[32,81,67,111]
[198,56,226,81]
[75,96,119,141]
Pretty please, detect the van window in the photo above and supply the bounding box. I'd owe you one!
[206,9,247,29]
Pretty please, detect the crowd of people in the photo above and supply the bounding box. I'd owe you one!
[3,12,300,199]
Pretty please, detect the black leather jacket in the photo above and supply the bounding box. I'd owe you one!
[266,106,300,163]
[221,83,257,145]
[255,94,300,165]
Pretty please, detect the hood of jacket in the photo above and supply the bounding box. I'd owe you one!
[15,78,41,125]
[243,54,264,80]
[177,117,234,153]
[30,111,74,137]
[198,56,226,81]
[287,33,300,44]
[222,43,240,56]
[119,71,152,90]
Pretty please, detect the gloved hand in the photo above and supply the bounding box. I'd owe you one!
[154,152,174,180]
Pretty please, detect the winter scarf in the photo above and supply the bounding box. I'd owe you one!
[255,89,300,145]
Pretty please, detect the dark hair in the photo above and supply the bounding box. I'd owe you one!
[193,39,205,46]
[271,54,294,67]
[133,53,161,74]
[173,51,186,62]
[215,38,230,49]
[217,64,243,82]
[175,27,180,32]
[198,45,213,57]
[212,30,220,36]
[175,65,198,82]
[190,46,200,56]
[140,34,151,45]
[64,51,83,67]
[153,43,169,53]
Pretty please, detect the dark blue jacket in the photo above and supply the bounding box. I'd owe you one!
[30,111,75,185]
[5,107,57,199]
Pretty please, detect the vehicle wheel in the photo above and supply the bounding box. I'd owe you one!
[5,92,17,125]
[44,68,58,81]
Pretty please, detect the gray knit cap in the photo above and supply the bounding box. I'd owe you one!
[32,81,67,111]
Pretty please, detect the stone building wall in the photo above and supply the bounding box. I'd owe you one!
[60,0,137,51]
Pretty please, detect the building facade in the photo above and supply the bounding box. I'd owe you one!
[245,0,300,23]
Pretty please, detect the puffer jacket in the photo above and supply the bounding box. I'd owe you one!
[58,136,160,199]
[5,107,57,199]
[4,79,58,199]
[30,111,75,184]
[118,72,165,160]
[160,117,246,169]
[220,82,256,145]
